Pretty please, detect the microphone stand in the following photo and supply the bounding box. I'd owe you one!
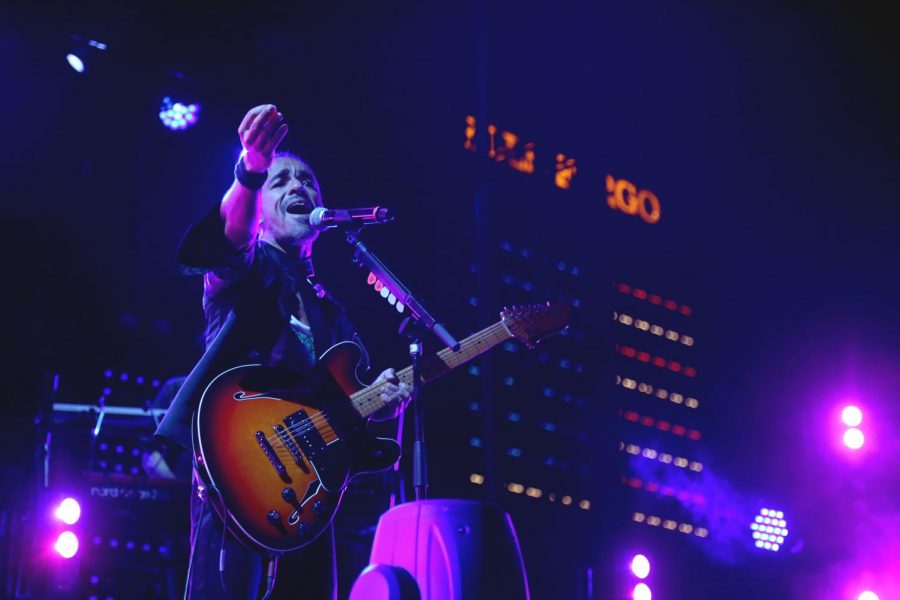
[344,229,460,501]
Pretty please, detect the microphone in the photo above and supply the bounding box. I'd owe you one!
[307,206,394,231]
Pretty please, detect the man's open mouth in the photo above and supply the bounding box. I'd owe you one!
[286,199,310,214]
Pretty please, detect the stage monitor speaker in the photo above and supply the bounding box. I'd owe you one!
[350,499,530,600]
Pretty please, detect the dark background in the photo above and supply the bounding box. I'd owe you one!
[2,1,899,598]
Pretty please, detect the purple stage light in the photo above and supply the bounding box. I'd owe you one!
[633,583,652,600]
[159,96,201,131]
[751,508,788,552]
[843,428,865,450]
[54,497,81,525]
[858,593,879,600]
[54,531,79,559]
[630,554,651,579]
[66,54,85,73]
[841,405,863,427]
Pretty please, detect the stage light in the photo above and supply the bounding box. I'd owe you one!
[65,54,85,73]
[54,531,79,559]
[633,583,652,600]
[64,37,107,74]
[841,405,863,427]
[858,592,879,600]
[159,96,201,131]
[751,508,788,551]
[630,554,650,579]
[54,498,81,525]
[843,428,865,450]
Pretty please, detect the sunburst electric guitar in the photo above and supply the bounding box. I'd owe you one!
[193,302,571,553]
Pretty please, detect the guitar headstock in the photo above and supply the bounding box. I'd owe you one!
[500,302,573,348]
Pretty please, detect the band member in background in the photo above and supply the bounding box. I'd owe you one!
[155,104,410,599]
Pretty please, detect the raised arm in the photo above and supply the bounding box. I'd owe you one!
[220,104,288,248]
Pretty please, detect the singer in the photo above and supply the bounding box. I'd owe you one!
[155,104,411,599]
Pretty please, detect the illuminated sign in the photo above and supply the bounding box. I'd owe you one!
[464,115,662,224]
[606,175,660,224]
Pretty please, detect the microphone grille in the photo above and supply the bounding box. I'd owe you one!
[308,207,327,230]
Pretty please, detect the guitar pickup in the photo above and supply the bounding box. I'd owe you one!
[284,410,326,460]
[274,424,311,473]
[255,431,290,482]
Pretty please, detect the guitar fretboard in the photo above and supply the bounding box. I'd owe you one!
[350,321,513,418]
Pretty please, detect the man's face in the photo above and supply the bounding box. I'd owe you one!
[259,156,323,249]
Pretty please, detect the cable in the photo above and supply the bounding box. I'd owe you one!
[259,554,280,600]
[212,488,237,600]
[183,471,206,600]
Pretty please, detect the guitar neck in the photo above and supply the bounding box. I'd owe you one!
[351,321,513,418]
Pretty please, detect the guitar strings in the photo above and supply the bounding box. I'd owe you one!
[260,323,512,449]
[262,323,510,449]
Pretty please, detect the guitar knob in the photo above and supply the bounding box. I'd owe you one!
[312,500,328,516]
[267,510,281,525]
[282,487,298,505]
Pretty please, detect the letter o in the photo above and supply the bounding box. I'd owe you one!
[637,189,661,224]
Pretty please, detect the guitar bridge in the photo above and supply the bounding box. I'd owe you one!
[255,431,290,482]
[274,424,311,473]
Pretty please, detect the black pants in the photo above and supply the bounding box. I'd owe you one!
[185,477,337,600]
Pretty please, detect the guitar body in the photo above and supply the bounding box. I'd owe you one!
[193,302,571,554]
[194,341,400,553]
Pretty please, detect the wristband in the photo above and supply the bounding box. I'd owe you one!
[235,156,268,191]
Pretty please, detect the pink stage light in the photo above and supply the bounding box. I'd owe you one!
[633,582,652,600]
[54,531,79,559]
[841,405,863,427]
[630,554,651,579]
[54,498,81,525]
[843,428,865,450]
[858,592,879,600]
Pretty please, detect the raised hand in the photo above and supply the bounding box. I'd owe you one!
[238,104,288,173]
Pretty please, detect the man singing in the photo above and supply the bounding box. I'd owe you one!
[156,104,410,599]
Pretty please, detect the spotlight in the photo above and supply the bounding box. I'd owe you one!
[843,428,865,450]
[841,405,863,427]
[64,36,107,74]
[159,96,201,131]
[65,54,85,73]
[54,531,79,559]
[633,582,652,600]
[630,554,650,579]
[54,498,81,525]
[858,592,879,600]
[750,508,789,552]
